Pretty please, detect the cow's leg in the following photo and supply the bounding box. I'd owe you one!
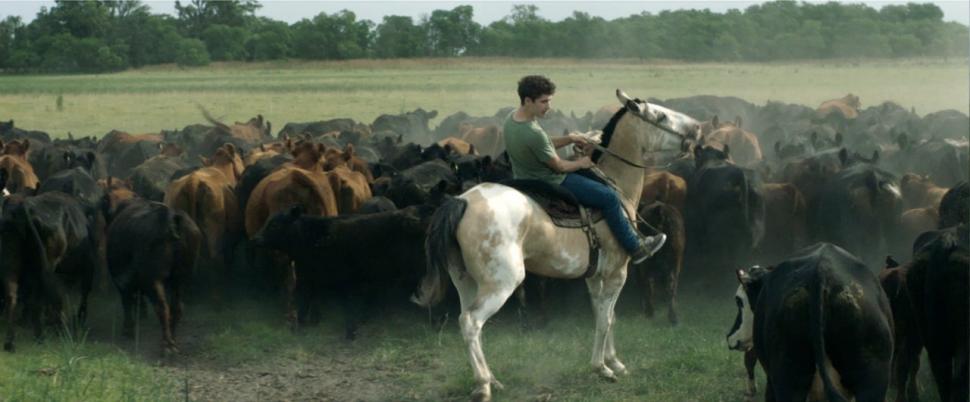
[744,349,758,397]
[454,253,523,402]
[147,280,177,353]
[284,260,298,330]
[120,289,137,339]
[765,349,813,402]
[4,279,18,352]
[926,345,954,402]
[170,281,184,335]
[666,262,681,326]
[592,264,629,379]
[637,266,655,318]
[77,248,97,326]
[892,337,921,402]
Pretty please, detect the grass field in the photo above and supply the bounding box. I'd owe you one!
[0,57,967,138]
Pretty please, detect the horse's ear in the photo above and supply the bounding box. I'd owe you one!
[885,255,900,269]
[835,132,844,146]
[838,148,849,167]
[712,115,720,128]
[615,89,644,115]
[735,116,742,128]
[774,141,780,155]
[723,144,730,157]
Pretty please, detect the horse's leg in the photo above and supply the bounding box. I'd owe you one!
[587,264,629,381]
[454,259,523,402]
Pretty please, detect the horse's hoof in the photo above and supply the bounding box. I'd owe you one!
[491,378,505,391]
[607,360,629,376]
[471,385,492,402]
[594,366,618,382]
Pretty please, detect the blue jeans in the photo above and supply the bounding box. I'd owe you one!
[560,173,640,253]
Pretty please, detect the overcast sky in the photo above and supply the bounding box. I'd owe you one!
[3,0,968,26]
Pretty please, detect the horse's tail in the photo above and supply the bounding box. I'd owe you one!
[411,197,467,308]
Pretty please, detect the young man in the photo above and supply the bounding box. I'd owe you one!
[503,75,666,264]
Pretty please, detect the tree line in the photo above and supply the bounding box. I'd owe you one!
[0,0,966,73]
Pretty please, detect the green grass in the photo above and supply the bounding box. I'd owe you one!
[0,57,966,138]
[0,284,943,401]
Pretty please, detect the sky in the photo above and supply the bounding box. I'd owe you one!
[2,0,969,26]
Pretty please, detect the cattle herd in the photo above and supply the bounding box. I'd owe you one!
[0,92,967,401]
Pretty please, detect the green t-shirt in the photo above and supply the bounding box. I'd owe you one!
[503,113,565,186]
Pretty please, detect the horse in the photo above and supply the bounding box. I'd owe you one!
[412,89,700,401]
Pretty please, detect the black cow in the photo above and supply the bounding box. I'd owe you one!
[1,192,99,352]
[372,108,438,143]
[0,120,52,144]
[29,143,104,182]
[685,145,764,281]
[106,198,202,353]
[881,256,923,402]
[905,225,969,402]
[938,182,969,229]
[382,159,459,208]
[128,154,194,202]
[252,204,434,339]
[815,160,903,265]
[726,243,894,402]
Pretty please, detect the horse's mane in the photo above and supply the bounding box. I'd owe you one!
[592,107,628,163]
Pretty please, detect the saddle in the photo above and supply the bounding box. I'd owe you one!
[502,175,606,277]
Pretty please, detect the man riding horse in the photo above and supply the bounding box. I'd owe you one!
[505,75,667,263]
[413,79,697,401]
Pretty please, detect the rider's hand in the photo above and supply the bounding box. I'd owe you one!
[569,133,589,145]
[577,156,595,169]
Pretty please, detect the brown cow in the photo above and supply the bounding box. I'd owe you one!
[632,201,685,325]
[0,139,39,193]
[164,143,244,266]
[201,109,272,147]
[245,138,292,166]
[436,137,477,156]
[900,173,948,210]
[899,207,939,250]
[816,93,861,121]
[323,143,374,184]
[460,123,504,157]
[327,166,373,214]
[760,183,808,262]
[641,170,686,213]
[97,130,163,156]
[701,116,763,167]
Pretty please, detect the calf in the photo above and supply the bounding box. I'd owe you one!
[252,204,433,338]
[106,199,201,353]
[1,193,98,352]
[632,201,685,325]
[726,243,893,402]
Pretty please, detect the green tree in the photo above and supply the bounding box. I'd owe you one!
[175,0,260,38]
[425,5,480,56]
[202,24,248,60]
[247,18,291,60]
[375,15,425,58]
[291,10,372,60]
[175,37,210,66]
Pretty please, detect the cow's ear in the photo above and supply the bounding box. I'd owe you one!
[885,255,900,269]
[224,143,237,157]
[344,143,355,160]
[200,156,211,166]
[429,110,438,119]
[316,143,326,155]
[0,139,5,152]
[838,148,849,167]
[22,139,29,153]
[157,142,165,151]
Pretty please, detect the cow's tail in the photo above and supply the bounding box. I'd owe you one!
[809,264,850,402]
[411,197,467,308]
[22,207,64,312]
[198,105,231,132]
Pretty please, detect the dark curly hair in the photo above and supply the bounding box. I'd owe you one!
[517,75,556,105]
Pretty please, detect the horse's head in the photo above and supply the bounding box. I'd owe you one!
[608,89,700,164]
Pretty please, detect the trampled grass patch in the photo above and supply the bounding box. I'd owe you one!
[0,58,965,138]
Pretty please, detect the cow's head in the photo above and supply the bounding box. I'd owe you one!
[726,266,768,352]
[1,139,29,157]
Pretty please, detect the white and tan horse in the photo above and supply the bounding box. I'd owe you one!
[412,89,700,401]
